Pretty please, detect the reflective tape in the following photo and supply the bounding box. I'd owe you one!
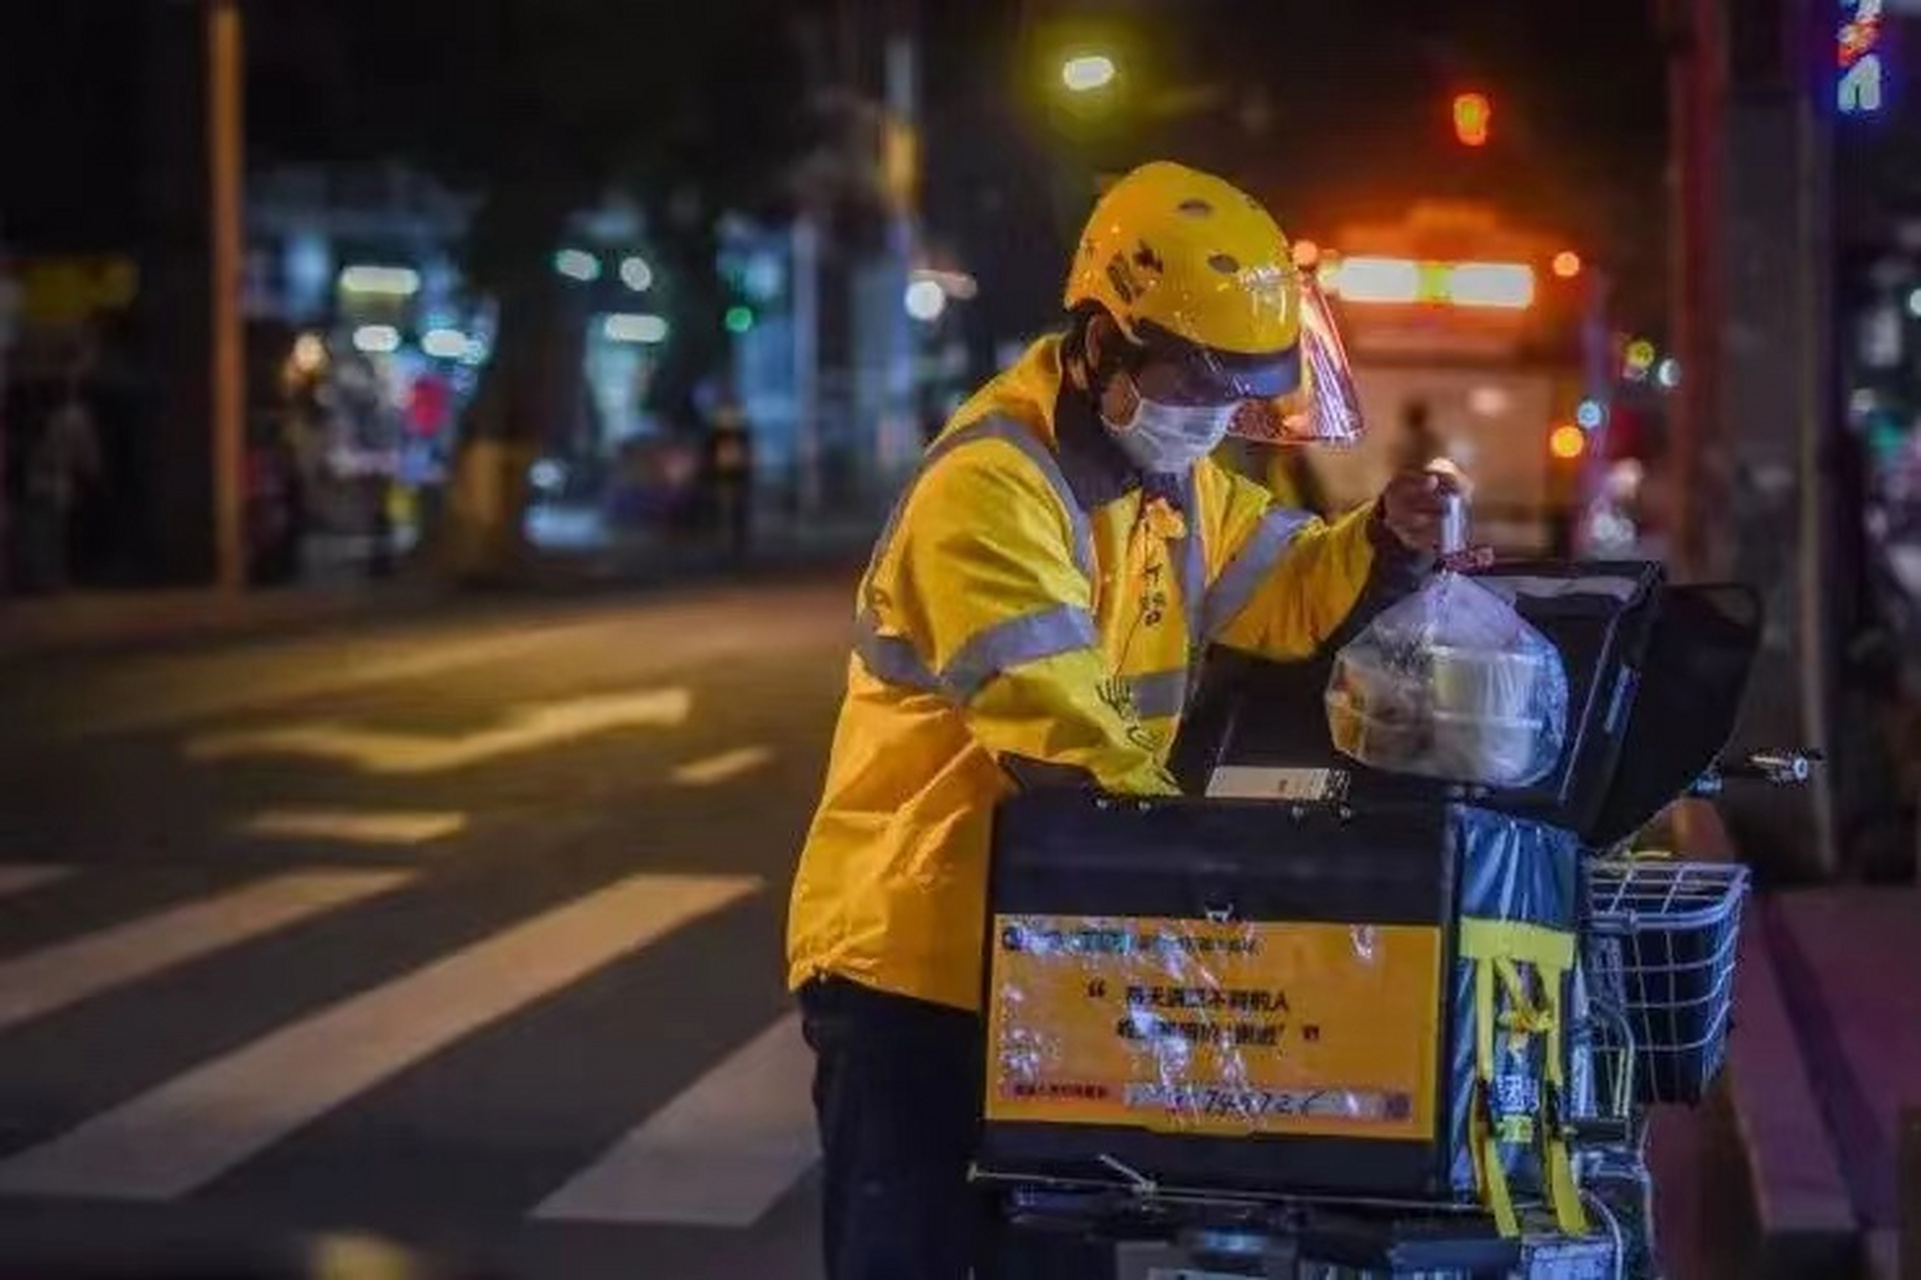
[1201,507,1314,639]
[942,606,1098,701]
[854,606,1099,704]
[853,416,1101,699]
[853,610,942,694]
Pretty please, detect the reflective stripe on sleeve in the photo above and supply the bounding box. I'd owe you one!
[853,605,1099,703]
[1200,507,1315,639]
[852,610,943,693]
[851,415,1102,699]
[941,605,1099,701]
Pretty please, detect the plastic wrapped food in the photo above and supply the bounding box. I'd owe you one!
[1326,572,1569,786]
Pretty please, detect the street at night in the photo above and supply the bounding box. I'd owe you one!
[0,578,1828,1280]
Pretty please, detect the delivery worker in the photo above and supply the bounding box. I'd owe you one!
[786,161,1464,1280]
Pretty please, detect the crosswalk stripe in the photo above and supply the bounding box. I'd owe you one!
[0,872,761,1201]
[241,809,469,845]
[534,1012,817,1226]
[0,871,412,1035]
[671,746,775,787]
[0,865,73,898]
[184,688,693,775]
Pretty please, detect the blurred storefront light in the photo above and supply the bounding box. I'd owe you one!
[291,332,328,376]
[1447,262,1535,309]
[339,266,420,296]
[1837,0,1887,116]
[421,328,472,360]
[1468,385,1511,417]
[555,250,602,283]
[1325,256,1421,303]
[1655,357,1682,389]
[905,278,948,322]
[912,268,978,301]
[1576,398,1606,429]
[603,312,669,344]
[620,256,655,292]
[1549,423,1587,460]
[352,324,402,354]
[1321,255,1532,308]
[1061,54,1118,93]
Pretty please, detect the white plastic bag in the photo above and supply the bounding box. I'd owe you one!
[1325,573,1569,786]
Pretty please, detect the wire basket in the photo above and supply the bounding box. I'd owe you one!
[1582,860,1751,1106]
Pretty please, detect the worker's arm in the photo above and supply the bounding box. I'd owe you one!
[1201,463,1429,662]
[872,440,1178,795]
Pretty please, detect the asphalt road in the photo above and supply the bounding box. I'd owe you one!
[0,575,1740,1280]
[0,579,856,1280]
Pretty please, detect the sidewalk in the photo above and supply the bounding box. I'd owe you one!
[0,511,877,662]
[1716,819,1919,1278]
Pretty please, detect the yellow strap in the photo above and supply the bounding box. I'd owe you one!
[1469,960,1522,1237]
[1459,918,1575,970]
[1492,956,1555,1056]
[1540,969,1588,1235]
[1482,1121,1520,1236]
[1468,939,1588,1238]
[1469,962,1493,1208]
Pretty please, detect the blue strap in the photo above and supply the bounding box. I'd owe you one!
[1201,507,1315,640]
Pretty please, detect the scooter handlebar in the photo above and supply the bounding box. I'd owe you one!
[1689,749,1821,795]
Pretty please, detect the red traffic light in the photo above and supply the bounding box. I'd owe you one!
[1452,92,1491,147]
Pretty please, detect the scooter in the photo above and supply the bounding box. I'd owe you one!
[971,556,1811,1280]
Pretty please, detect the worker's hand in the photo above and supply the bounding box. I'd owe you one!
[1379,464,1468,552]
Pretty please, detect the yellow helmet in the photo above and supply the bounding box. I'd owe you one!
[1066,161,1301,358]
[1064,161,1364,445]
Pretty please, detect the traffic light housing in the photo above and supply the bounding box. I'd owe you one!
[1452,92,1491,147]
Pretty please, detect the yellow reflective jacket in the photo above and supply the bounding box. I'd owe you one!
[787,336,1385,1012]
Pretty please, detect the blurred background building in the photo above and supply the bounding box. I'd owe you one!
[0,0,1913,873]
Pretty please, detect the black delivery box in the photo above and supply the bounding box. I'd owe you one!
[977,791,1460,1201]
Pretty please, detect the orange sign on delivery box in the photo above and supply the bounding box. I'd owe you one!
[985,914,1443,1141]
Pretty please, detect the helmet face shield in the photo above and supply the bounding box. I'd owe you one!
[1225,278,1366,447]
[1128,319,1301,406]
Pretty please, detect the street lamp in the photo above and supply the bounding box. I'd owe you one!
[1061,53,1118,93]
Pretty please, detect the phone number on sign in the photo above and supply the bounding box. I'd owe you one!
[1122,1084,1411,1122]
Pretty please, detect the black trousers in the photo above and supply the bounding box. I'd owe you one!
[798,977,990,1280]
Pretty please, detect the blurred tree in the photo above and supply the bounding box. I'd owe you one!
[250,0,811,579]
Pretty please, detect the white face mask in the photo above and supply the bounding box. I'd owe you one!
[1104,385,1240,474]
